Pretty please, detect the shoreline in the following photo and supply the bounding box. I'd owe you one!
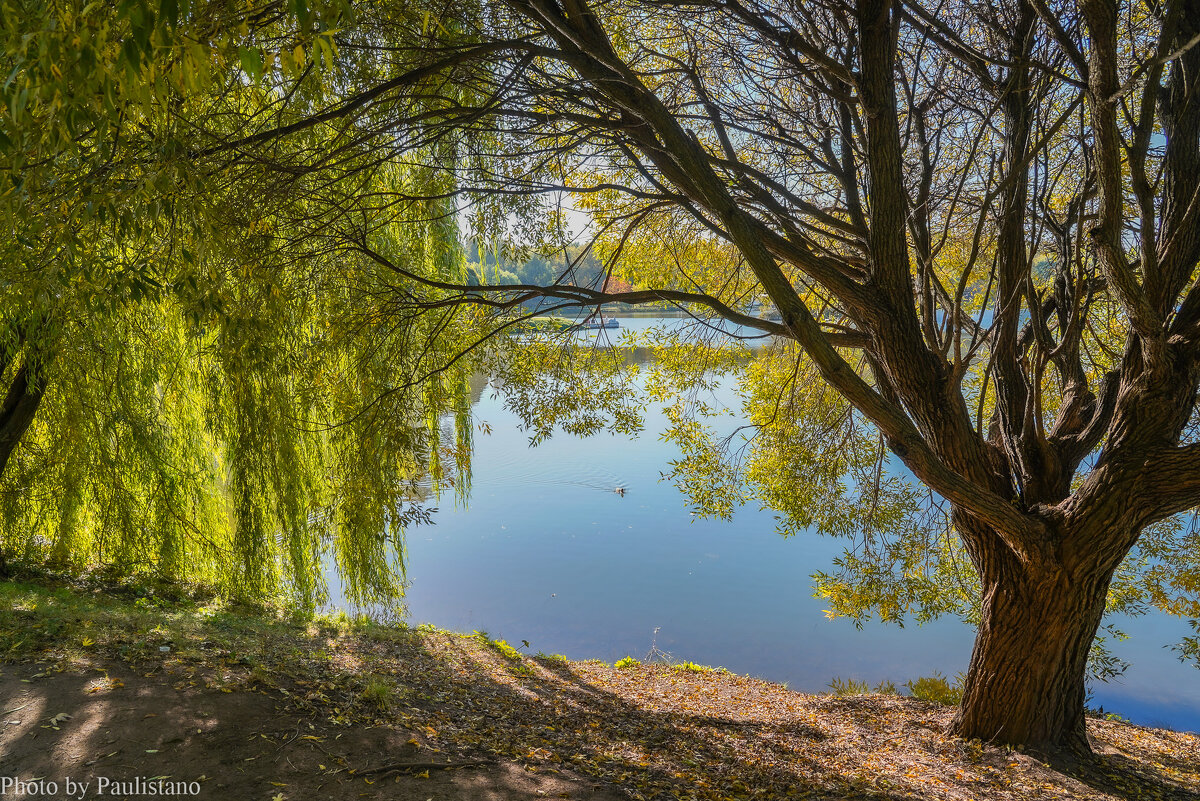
[0,578,1197,800]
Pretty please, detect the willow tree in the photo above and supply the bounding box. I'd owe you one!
[0,0,478,606]
[245,0,1200,752]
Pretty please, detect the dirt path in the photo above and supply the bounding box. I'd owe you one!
[0,663,624,801]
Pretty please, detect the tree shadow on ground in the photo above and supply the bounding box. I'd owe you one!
[343,629,1200,801]
[1049,748,1200,800]
[2,608,1198,801]
[386,634,913,800]
[0,663,628,801]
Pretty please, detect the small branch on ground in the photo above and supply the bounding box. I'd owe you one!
[356,759,496,775]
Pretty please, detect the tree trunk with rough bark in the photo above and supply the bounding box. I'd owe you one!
[950,548,1114,753]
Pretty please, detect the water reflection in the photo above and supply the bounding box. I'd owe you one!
[333,315,1200,733]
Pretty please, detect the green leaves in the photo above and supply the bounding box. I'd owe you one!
[158,0,182,29]
[238,46,264,80]
[487,332,645,447]
[0,0,481,608]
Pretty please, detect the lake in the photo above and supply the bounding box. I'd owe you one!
[334,315,1200,733]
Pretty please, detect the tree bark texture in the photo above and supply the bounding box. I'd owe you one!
[950,534,1114,753]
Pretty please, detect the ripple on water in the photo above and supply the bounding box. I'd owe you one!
[481,451,630,493]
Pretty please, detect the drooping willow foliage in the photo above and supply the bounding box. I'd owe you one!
[0,200,478,610]
[0,0,486,610]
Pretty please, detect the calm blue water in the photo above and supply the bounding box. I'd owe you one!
[339,316,1200,733]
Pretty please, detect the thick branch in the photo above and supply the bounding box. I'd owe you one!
[1079,0,1165,347]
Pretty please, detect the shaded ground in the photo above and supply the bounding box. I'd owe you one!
[0,578,1197,800]
[0,666,614,801]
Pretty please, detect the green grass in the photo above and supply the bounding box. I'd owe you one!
[614,656,641,669]
[0,573,431,680]
[0,579,287,670]
[673,661,726,673]
[360,675,395,710]
[827,676,901,696]
[473,630,524,662]
[826,673,962,702]
[904,672,963,706]
[827,676,870,696]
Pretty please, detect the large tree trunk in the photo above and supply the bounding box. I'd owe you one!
[0,360,49,478]
[950,551,1114,754]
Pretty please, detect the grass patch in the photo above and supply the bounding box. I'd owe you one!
[673,661,724,673]
[360,675,395,710]
[827,676,900,696]
[473,630,524,662]
[904,672,963,706]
